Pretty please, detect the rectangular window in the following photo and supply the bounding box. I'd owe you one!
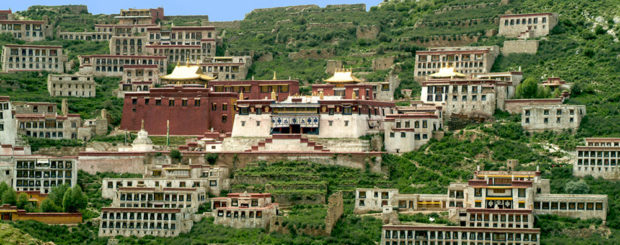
[169,100,175,106]
[212,103,217,111]
[182,100,188,106]
[221,115,227,123]
[194,100,200,106]
[400,132,406,138]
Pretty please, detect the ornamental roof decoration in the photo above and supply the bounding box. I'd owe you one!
[161,61,214,81]
[429,67,466,79]
[324,68,362,84]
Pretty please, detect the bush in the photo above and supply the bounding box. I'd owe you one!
[170,150,182,162]
[205,153,219,165]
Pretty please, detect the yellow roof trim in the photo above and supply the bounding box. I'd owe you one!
[486,197,513,201]
[418,201,442,204]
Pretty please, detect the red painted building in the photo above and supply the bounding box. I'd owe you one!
[120,85,237,136]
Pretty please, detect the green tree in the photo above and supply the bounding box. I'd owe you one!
[41,198,60,212]
[48,184,70,207]
[17,192,30,209]
[0,182,9,202]
[565,180,590,194]
[515,77,539,98]
[62,186,87,212]
[2,188,17,205]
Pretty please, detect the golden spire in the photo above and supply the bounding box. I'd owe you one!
[319,90,324,100]
[239,91,244,100]
[272,71,277,80]
[271,90,276,100]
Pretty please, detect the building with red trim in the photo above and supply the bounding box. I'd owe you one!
[0,10,12,20]
[359,169,607,245]
[383,103,443,153]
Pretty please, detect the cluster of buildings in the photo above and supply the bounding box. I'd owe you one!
[0,6,615,243]
[98,141,230,237]
[0,96,108,146]
[356,168,608,245]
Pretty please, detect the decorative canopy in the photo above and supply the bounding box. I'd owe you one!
[324,68,362,84]
[429,67,466,79]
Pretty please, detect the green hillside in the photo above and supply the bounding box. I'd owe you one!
[2,0,620,244]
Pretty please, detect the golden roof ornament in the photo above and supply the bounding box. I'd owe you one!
[239,91,244,100]
[272,71,277,80]
[271,90,276,100]
[319,90,324,100]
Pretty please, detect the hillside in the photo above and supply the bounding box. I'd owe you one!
[1,0,620,244]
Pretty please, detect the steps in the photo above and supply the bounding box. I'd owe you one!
[244,134,330,153]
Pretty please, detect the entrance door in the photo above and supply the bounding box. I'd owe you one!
[290,125,301,134]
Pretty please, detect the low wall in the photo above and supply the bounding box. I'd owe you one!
[13,212,82,225]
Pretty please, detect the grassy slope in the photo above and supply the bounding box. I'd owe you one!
[4,0,620,243]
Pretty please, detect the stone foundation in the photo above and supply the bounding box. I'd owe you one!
[502,40,539,55]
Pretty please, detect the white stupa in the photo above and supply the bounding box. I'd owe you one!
[131,120,153,152]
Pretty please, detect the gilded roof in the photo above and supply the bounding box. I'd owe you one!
[429,67,466,79]
[161,64,215,81]
[324,69,362,84]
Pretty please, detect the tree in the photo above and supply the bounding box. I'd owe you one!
[48,184,70,207]
[565,180,590,194]
[0,182,9,202]
[41,198,60,212]
[62,186,87,212]
[515,77,539,98]
[2,188,17,205]
[17,193,30,209]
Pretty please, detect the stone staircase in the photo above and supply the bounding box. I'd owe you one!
[244,134,330,152]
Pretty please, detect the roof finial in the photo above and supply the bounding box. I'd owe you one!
[272,71,277,80]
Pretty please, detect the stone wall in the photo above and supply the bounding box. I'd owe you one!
[357,25,380,39]
[502,40,539,55]
[326,60,343,74]
[288,49,334,60]
[205,21,241,29]
[325,191,344,234]
[372,57,394,71]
